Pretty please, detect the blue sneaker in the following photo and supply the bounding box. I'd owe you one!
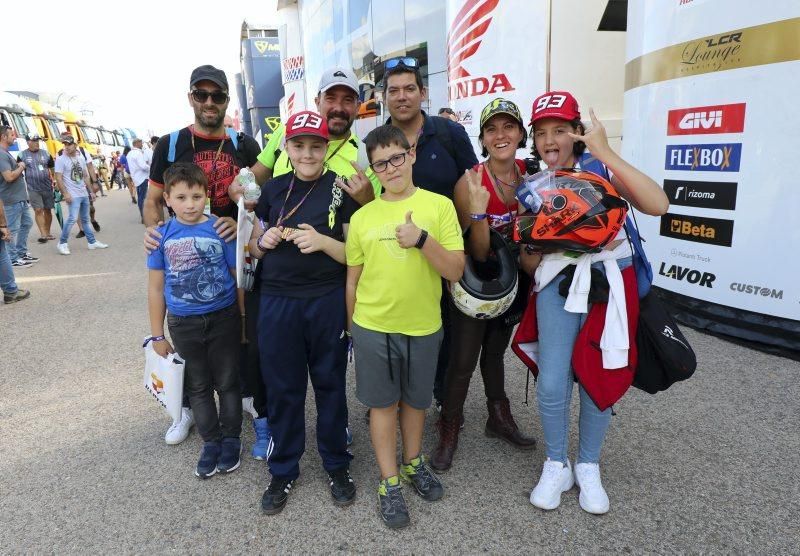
[196,442,221,479]
[252,417,272,460]
[218,437,242,474]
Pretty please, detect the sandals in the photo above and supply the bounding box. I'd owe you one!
[37,237,48,244]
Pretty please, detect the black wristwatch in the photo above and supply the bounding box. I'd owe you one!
[415,229,428,249]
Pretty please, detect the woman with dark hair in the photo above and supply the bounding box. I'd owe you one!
[431,98,536,472]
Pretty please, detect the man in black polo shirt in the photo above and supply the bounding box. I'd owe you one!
[383,57,478,409]
[143,65,263,448]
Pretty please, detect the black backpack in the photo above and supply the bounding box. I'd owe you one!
[633,291,697,394]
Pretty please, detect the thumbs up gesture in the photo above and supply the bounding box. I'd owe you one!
[395,210,422,249]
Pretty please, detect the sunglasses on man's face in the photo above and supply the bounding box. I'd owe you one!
[190,89,229,105]
[383,57,419,71]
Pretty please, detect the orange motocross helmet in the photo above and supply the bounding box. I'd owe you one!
[513,169,628,252]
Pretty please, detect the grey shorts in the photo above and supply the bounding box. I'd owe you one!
[28,190,54,210]
[352,322,443,410]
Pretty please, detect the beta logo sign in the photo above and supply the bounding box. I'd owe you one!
[665,143,741,172]
[660,212,734,247]
[667,103,746,135]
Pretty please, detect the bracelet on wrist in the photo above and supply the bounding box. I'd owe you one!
[414,229,429,249]
[143,335,166,347]
[469,213,488,221]
[254,233,267,253]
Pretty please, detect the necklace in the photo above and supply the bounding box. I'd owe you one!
[275,172,322,228]
[485,160,520,211]
[190,126,226,177]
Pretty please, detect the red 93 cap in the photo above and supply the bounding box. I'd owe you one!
[285,110,329,142]
[529,91,581,125]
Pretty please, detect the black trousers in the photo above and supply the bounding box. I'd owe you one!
[169,303,242,442]
[241,287,268,417]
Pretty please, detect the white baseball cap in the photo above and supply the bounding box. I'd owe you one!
[318,67,359,95]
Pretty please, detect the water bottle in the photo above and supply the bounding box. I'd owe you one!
[240,168,261,201]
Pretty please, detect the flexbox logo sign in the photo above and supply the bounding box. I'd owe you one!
[729,282,783,300]
[447,0,515,100]
[660,213,734,247]
[667,103,746,135]
[658,262,715,288]
[663,179,737,210]
[665,143,741,172]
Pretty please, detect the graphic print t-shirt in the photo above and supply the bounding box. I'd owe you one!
[146,217,237,316]
[149,126,261,218]
[54,154,89,198]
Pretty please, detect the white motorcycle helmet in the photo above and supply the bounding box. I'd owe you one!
[449,228,518,319]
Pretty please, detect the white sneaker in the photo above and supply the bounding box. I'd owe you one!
[164,408,194,445]
[57,243,71,256]
[574,462,610,514]
[88,241,109,250]
[241,396,258,420]
[530,458,574,510]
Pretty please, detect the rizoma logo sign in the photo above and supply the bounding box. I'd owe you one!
[660,213,734,247]
[658,262,715,288]
[729,282,783,300]
[663,179,737,210]
[447,0,515,100]
[665,143,741,172]
[667,103,746,135]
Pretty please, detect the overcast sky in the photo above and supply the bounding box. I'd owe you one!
[0,0,277,136]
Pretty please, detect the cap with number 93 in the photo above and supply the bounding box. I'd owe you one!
[529,91,581,125]
[285,110,329,142]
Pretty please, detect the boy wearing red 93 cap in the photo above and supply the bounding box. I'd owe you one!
[248,110,360,515]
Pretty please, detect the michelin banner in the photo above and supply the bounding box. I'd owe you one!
[623,1,800,351]
[446,0,548,139]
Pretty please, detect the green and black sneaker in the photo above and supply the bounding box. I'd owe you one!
[400,454,444,501]
[377,476,410,529]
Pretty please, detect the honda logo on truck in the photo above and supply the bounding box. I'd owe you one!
[667,103,746,135]
[447,0,515,100]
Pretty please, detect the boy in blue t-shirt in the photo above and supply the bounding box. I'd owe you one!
[146,162,244,479]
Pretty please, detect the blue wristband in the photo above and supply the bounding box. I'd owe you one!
[143,335,166,347]
[470,213,488,221]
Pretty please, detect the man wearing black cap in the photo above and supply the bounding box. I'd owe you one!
[18,134,55,243]
[143,64,261,447]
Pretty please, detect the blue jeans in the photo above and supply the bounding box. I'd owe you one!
[535,257,632,464]
[136,180,147,217]
[0,240,18,294]
[59,196,96,245]
[5,200,33,261]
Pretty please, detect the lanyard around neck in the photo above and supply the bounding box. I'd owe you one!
[275,172,322,228]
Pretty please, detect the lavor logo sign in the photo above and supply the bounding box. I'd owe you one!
[659,212,734,247]
[658,262,715,288]
[665,143,741,172]
[667,103,746,135]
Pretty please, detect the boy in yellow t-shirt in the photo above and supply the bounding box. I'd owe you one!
[345,125,465,529]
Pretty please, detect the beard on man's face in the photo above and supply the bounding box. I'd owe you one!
[325,110,353,137]
[194,104,226,129]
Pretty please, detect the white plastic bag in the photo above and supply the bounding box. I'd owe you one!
[143,342,185,423]
[236,197,258,291]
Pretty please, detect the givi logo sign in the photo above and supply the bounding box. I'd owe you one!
[667,103,746,135]
[447,0,515,100]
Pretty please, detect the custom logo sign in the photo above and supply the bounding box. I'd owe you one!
[660,213,734,246]
[658,262,716,288]
[667,103,746,135]
[447,0,515,100]
[663,179,738,210]
[729,282,783,300]
[665,143,741,172]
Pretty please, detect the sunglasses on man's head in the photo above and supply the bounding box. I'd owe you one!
[383,57,419,71]
[190,89,229,105]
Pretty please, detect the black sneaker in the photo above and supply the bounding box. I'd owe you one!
[11,259,32,268]
[377,476,410,529]
[261,477,295,515]
[328,466,356,507]
[76,230,85,238]
[21,253,39,263]
[4,289,31,304]
[195,441,221,479]
[217,437,241,474]
[400,455,444,501]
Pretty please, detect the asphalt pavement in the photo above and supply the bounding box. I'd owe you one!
[1,190,798,553]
